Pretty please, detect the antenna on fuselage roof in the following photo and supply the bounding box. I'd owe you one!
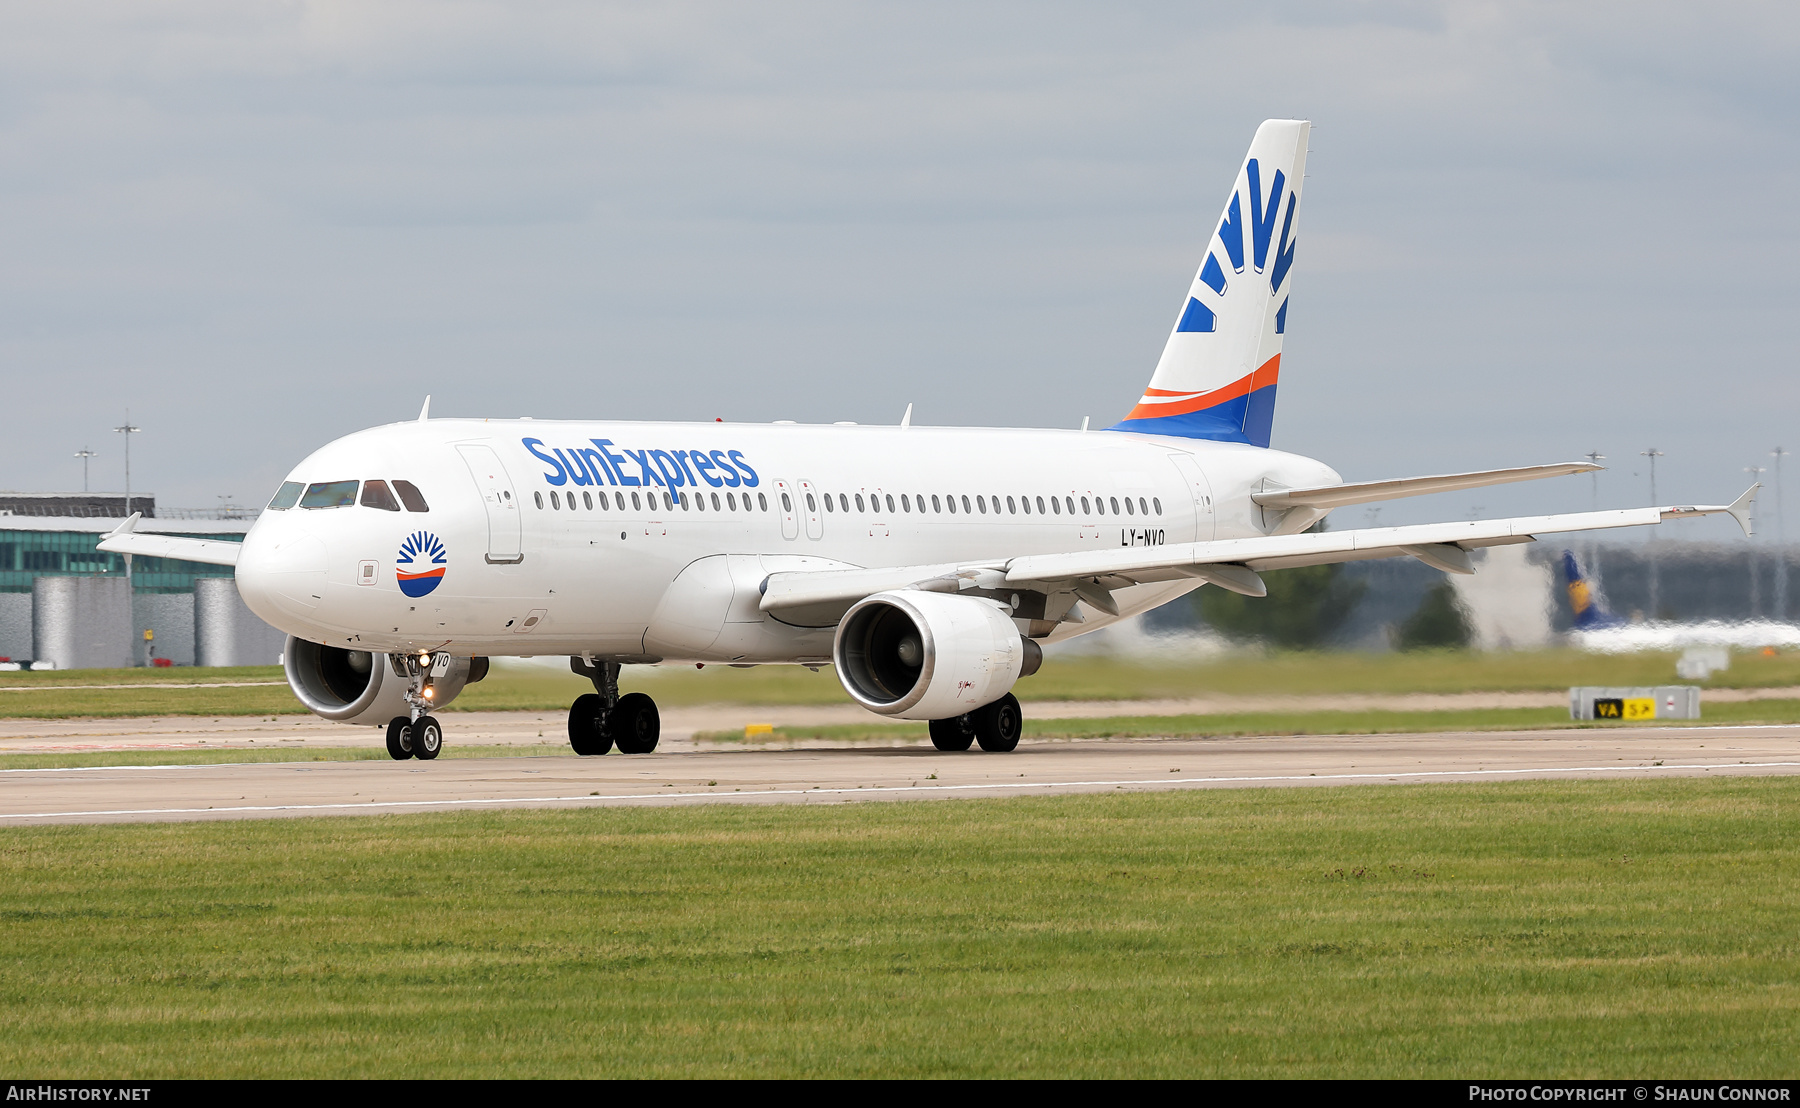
[417,395,431,422]
[900,403,913,429]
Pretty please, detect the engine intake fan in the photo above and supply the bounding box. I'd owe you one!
[832,591,1038,720]
[283,636,481,724]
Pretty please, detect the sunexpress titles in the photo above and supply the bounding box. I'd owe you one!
[523,438,761,491]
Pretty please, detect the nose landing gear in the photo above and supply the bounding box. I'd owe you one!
[385,651,449,761]
[568,658,661,755]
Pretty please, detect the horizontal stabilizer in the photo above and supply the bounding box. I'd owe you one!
[1250,462,1600,510]
[95,514,242,568]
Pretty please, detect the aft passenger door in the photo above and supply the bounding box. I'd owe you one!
[457,444,524,563]
[1166,453,1216,543]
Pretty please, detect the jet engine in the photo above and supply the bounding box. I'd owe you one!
[283,635,486,724]
[832,591,1041,720]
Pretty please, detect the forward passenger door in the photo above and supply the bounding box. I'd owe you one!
[457,444,524,563]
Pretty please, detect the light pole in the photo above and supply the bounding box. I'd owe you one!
[1773,447,1789,622]
[113,413,140,517]
[1585,450,1606,587]
[1747,465,1766,618]
[74,447,98,494]
[1584,451,1606,511]
[1642,448,1664,620]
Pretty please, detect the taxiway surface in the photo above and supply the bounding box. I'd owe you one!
[3,722,1796,825]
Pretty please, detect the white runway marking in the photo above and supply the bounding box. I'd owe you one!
[5,760,1797,822]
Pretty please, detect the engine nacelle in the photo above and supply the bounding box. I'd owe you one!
[282,636,483,724]
[833,591,1039,719]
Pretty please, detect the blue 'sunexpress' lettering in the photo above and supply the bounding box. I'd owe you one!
[523,438,568,486]
[522,437,760,489]
[727,450,758,487]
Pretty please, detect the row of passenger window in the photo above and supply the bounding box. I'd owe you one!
[538,489,769,513]
[268,479,430,513]
[813,491,1162,519]
[534,487,1161,518]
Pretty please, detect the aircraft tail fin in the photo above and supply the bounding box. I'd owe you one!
[1110,119,1310,447]
[1562,550,1620,630]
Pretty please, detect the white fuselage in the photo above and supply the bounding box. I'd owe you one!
[234,419,1340,663]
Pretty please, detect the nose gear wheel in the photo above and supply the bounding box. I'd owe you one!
[385,717,414,760]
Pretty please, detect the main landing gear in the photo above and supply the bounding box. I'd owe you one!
[567,659,661,756]
[928,692,1022,753]
[385,651,447,761]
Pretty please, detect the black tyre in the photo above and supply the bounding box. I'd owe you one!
[413,714,444,760]
[973,693,1022,753]
[568,693,614,756]
[612,692,660,754]
[385,716,414,760]
[928,715,975,752]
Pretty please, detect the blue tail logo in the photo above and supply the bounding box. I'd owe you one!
[1562,550,1620,630]
[1109,120,1310,447]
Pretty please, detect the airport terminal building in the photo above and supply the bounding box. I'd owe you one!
[0,493,285,669]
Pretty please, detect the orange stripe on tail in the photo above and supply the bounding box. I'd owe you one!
[1122,354,1280,421]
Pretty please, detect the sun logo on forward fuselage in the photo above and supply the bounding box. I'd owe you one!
[396,531,447,598]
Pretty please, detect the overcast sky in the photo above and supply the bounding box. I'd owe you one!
[3,1,1796,539]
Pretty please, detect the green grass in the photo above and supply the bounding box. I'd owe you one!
[473,648,1800,709]
[4,648,1799,718]
[1,777,1797,1077]
[0,666,285,686]
[1010,647,1800,700]
[698,698,1800,744]
[0,744,576,771]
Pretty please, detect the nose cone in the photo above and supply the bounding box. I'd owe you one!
[236,524,329,628]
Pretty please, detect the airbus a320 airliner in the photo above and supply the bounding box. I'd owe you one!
[100,120,1755,760]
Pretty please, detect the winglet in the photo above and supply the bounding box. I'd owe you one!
[1727,482,1759,537]
[418,395,432,422]
[104,512,141,539]
[900,403,912,429]
[1659,483,1759,537]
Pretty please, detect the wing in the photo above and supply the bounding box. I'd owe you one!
[760,487,1758,624]
[95,514,242,568]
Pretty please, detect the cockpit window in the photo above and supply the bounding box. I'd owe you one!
[268,481,304,510]
[361,480,401,512]
[299,480,359,509]
[393,480,429,513]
